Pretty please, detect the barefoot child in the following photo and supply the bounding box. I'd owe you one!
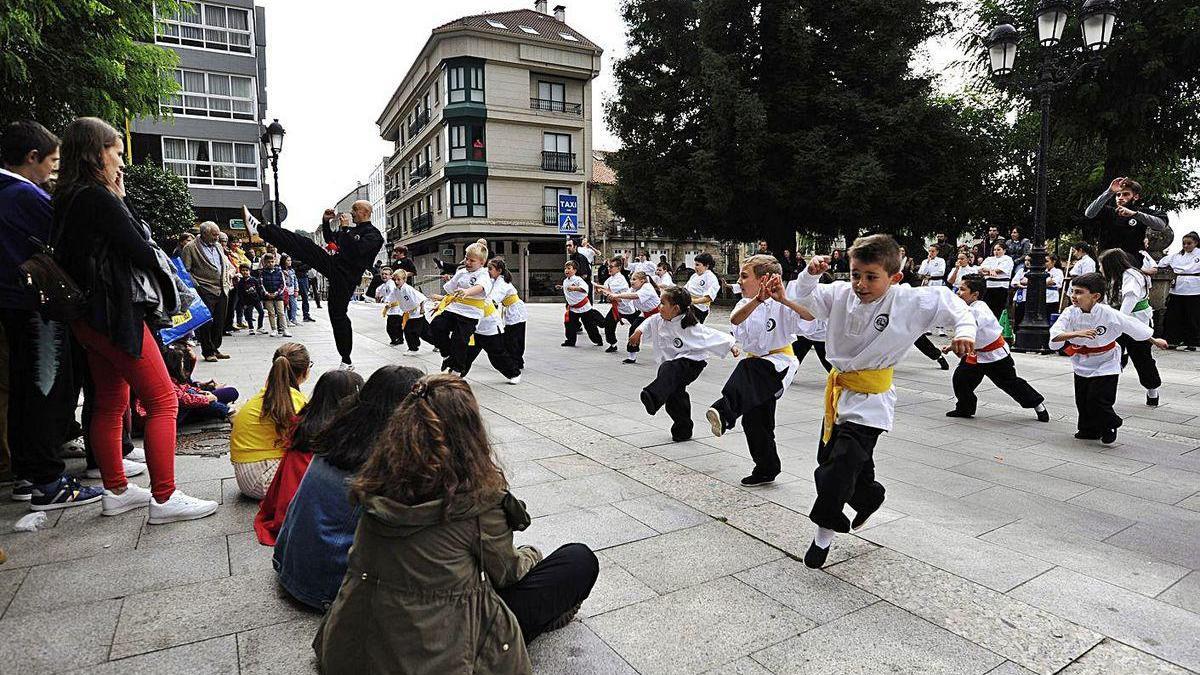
[389,270,431,354]
[1050,272,1168,444]
[788,235,975,569]
[704,255,810,486]
[945,275,1048,422]
[629,286,735,441]
[560,261,604,347]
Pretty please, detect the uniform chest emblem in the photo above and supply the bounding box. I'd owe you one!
[698,280,705,287]
[673,337,684,349]
[874,314,890,331]
[1128,218,1138,226]
[765,318,777,332]
[1095,325,1107,336]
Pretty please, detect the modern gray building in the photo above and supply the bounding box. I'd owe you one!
[130,0,270,237]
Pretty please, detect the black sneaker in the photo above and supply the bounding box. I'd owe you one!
[937,356,950,370]
[29,475,103,511]
[851,504,881,531]
[622,358,637,364]
[1036,408,1050,422]
[945,410,972,418]
[1101,428,1118,445]
[740,474,776,487]
[671,429,693,442]
[1074,431,1102,440]
[560,341,576,347]
[1146,395,1159,407]
[1187,346,1197,352]
[804,540,830,569]
[11,479,33,502]
[640,390,658,416]
[605,345,618,353]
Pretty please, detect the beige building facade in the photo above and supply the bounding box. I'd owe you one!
[376,3,602,298]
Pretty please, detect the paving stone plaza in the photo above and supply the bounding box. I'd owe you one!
[2,301,1199,674]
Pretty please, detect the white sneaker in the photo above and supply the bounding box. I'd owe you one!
[403,350,419,357]
[125,447,146,462]
[147,490,218,525]
[282,330,293,337]
[269,331,277,337]
[506,375,521,385]
[258,328,269,335]
[85,458,146,480]
[102,483,151,516]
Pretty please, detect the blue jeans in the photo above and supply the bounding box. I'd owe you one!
[297,276,312,318]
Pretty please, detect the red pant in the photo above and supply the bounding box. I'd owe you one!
[73,322,177,501]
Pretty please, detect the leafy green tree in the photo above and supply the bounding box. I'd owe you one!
[124,161,195,244]
[1,1,181,130]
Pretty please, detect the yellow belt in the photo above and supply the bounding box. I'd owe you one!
[434,294,496,317]
[746,345,795,358]
[381,301,400,317]
[502,294,520,307]
[692,295,713,305]
[822,367,894,443]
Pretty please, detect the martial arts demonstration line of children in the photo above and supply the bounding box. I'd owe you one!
[389,235,1168,571]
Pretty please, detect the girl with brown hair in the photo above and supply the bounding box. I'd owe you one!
[315,374,599,674]
[230,342,311,498]
[53,117,217,523]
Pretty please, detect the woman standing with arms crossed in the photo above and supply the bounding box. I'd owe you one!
[53,118,217,523]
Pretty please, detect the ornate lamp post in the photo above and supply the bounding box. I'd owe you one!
[985,0,1118,352]
[260,118,286,225]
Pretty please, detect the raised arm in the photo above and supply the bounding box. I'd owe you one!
[1084,187,1114,219]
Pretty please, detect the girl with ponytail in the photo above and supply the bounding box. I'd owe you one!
[317,374,600,671]
[599,270,661,364]
[230,342,312,498]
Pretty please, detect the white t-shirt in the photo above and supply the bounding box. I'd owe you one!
[605,274,635,315]
[1159,250,1200,295]
[563,275,592,313]
[441,267,493,320]
[1070,255,1097,277]
[578,247,597,265]
[656,272,675,288]
[1050,303,1153,377]
[491,277,527,326]
[979,255,1014,288]
[918,257,946,286]
[730,298,804,390]
[637,313,734,365]
[686,270,720,310]
[1011,267,1063,304]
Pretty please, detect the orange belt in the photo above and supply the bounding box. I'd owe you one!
[965,335,1006,365]
[1064,341,1117,357]
[564,296,590,323]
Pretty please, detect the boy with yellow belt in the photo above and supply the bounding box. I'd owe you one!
[705,255,809,487]
[426,240,493,375]
[788,235,975,569]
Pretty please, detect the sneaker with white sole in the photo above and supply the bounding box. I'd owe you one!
[11,479,33,501]
[706,407,724,438]
[102,483,152,516]
[148,490,218,525]
[85,458,146,480]
[282,330,293,337]
[506,375,521,385]
[125,447,146,463]
[29,475,103,511]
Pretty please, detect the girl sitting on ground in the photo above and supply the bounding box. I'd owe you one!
[314,374,600,673]
[230,343,310,499]
[137,345,239,426]
[254,368,363,546]
[273,365,421,610]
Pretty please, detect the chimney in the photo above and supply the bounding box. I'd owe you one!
[553,4,566,22]
[535,0,547,14]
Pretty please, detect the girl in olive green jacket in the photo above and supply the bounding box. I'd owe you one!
[314,374,598,674]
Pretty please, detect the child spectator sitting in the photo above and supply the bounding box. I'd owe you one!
[230,343,310,499]
[254,368,363,546]
[273,365,422,610]
[135,345,240,427]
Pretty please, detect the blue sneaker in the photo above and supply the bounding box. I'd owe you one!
[11,479,33,502]
[29,476,103,511]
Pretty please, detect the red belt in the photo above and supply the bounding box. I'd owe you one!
[642,307,660,318]
[965,335,1006,365]
[564,296,589,323]
[1064,341,1117,357]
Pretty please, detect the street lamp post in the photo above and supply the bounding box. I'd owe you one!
[985,0,1118,353]
[260,118,286,226]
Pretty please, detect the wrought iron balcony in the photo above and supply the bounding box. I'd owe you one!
[542,206,557,226]
[541,151,576,172]
[385,187,401,202]
[408,109,430,138]
[530,98,582,115]
[410,163,431,186]
[412,212,433,233]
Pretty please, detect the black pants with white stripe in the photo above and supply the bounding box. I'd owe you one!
[710,359,786,479]
[951,355,1044,416]
[642,358,706,441]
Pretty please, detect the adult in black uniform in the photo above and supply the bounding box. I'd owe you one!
[1085,177,1169,258]
[249,201,382,369]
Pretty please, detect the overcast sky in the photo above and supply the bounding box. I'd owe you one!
[256,0,1193,244]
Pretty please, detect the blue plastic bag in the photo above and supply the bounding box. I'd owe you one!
[160,257,213,345]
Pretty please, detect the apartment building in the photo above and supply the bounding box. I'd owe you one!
[376,2,602,298]
[130,0,270,238]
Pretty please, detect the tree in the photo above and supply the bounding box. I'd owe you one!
[1,1,181,130]
[124,161,195,244]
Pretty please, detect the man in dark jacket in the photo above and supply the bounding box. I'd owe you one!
[180,221,232,362]
[566,239,591,283]
[0,121,103,508]
[1085,177,1169,257]
[250,200,382,368]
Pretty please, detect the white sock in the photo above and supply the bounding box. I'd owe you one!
[814,527,836,549]
[1035,403,1046,412]
[1147,388,1160,398]
[626,352,636,361]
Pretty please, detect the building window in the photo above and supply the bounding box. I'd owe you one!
[163,69,255,120]
[542,133,575,171]
[162,137,258,188]
[543,187,571,224]
[157,2,252,54]
[539,81,565,105]
[450,180,486,218]
[449,123,485,161]
[447,64,485,104]
[435,136,441,161]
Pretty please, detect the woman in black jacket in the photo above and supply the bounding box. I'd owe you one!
[54,117,217,525]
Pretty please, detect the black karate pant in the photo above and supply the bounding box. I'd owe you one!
[564,309,603,346]
[503,322,526,370]
[1118,334,1161,390]
[496,543,599,643]
[1074,373,1121,436]
[385,315,404,345]
[403,315,428,352]
[983,286,1008,319]
[605,311,643,347]
[810,421,884,533]
[710,359,786,479]
[197,290,228,357]
[462,333,521,379]
[426,312,478,374]
[642,358,706,441]
[0,310,74,484]
[258,222,359,365]
[792,336,831,372]
[913,335,942,362]
[951,355,1044,416]
[1164,294,1200,347]
[694,307,710,324]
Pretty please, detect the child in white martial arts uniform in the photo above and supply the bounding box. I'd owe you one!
[385,270,431,354]
[600,271,661,364]
[560,261,605,347]
[913,244,953,367]
[1050,272,1167,444]
[705,255,808,487]
[427,240,493,374]
[488,258,528,372]
[685,252,721,324]
[1158,232,1200,350]
[788,235,975,569]
[630,286,735,441]
[1099,249,1162,406]
[374,267,404,346]
[978,243,1015,319]
[656,262,676,288]
[460,259,521,384]
[791,272,833,373]
[945,275,1048,421]
[600,258,639,353]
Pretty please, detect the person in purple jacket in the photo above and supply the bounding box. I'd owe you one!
[0,121,104,509]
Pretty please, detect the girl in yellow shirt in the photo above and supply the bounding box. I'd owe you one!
[230,343,311,498]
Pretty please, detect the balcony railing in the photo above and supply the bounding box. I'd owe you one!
[412,212,433,233]
[385,187,401,202]
[386,226,401,242]
[530,98,582,115]
[541,151,577,172]
[542,206,557,226]
[409,163,431,186]
[408,109,430,138]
